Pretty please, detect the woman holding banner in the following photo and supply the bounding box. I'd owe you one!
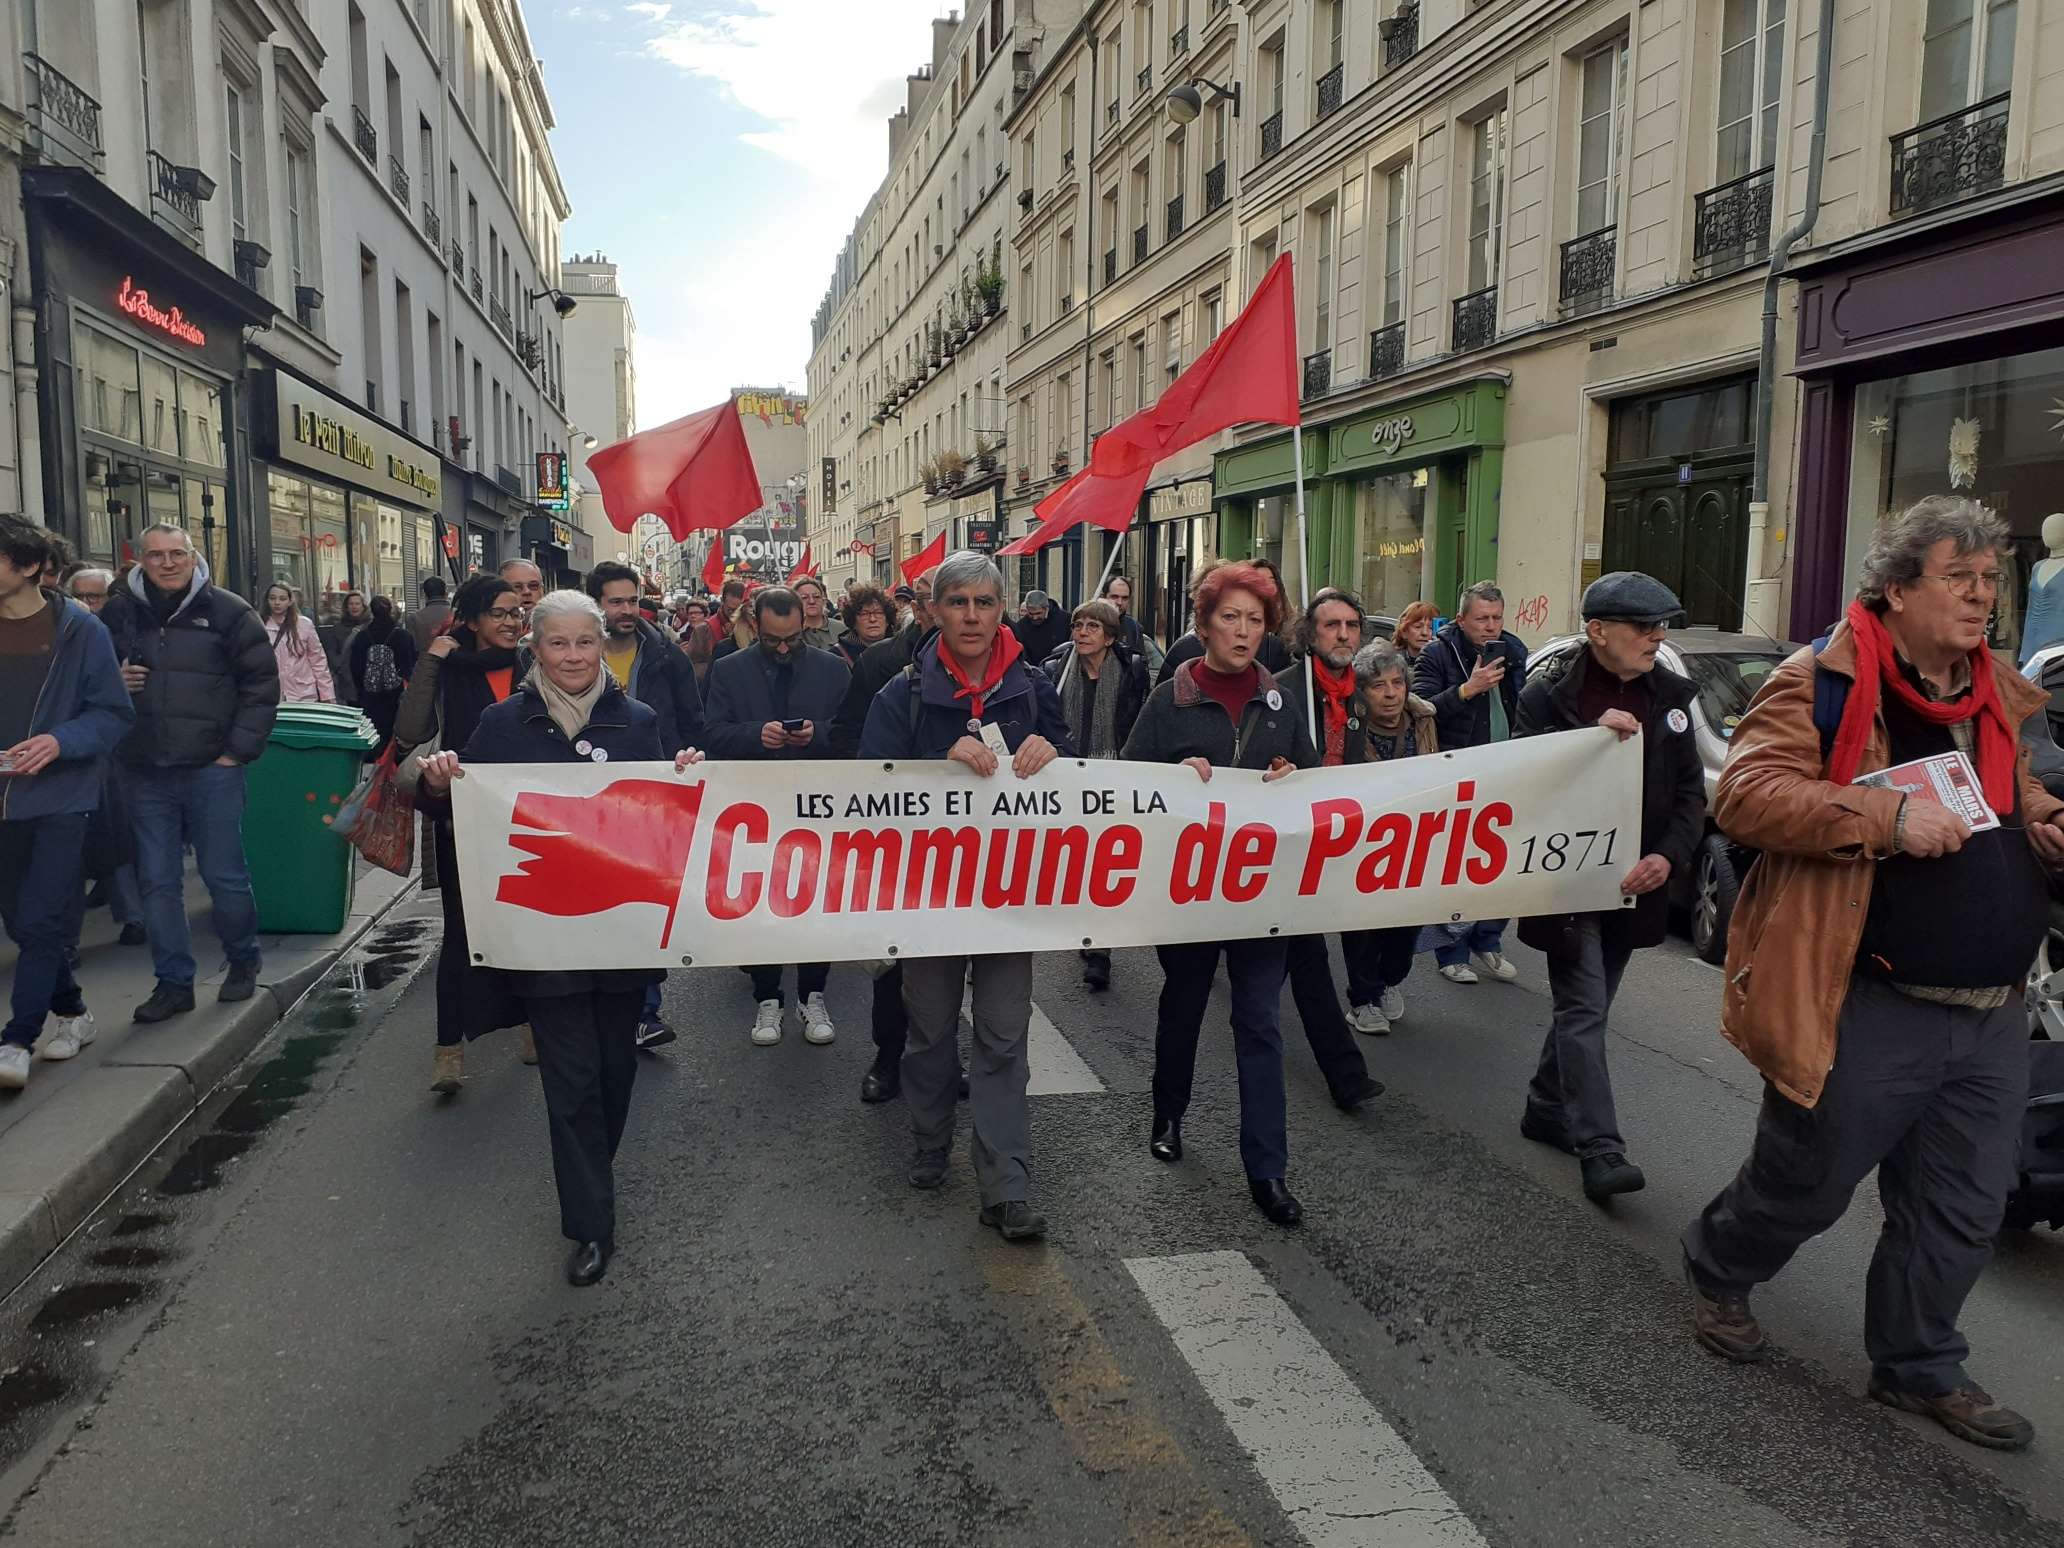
[1122,562,1317,1227]
[417,589,701,1287]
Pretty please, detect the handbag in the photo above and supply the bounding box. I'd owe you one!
[330,745,416,876]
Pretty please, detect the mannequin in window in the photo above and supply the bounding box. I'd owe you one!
[2020,513,2064,666]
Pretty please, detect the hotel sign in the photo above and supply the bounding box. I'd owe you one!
[264,370,442,507]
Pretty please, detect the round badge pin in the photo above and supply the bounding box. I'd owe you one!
[591,747,609,763]
[1266,689,1282,711]
[1666,708,1690,734]
[575,739,593,756]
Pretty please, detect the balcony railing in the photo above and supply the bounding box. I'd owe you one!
[399,399,413,434]
[1559,226,1615,314]
[388,154,410,204]
[488,296,511,338]
[22,53,103,170]
[1451,284,1498,352]
[1018,187,1034,214]
[1062,146,1075,173]
[494,464,522,497]
[1060,293,1074,315]
[1171,26,1189,59]
[1368,320,1406,381]
[294,285,323,331]
[1205,160,1227,213]
[470,268,483,302]
[352,105,377,163]
[1693,166,1774,276]
[423,201,441,244]
[146,149,208,246]
[449,234,465,270]
[1260,111,1283,162]
[1104,248,1118,285]
[233,239,270,294]
[1316,63,1345,121]
[1302,349,1332,400]
[1167,194,1185,242]
[1133,223,1149,264]
[1381,2,1421,70]
[1107,99,1120,127]
[1890,93,2009,216]
[1137,65,1153,98]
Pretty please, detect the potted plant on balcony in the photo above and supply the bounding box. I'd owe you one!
[937,449,968,492]
[1050,450,1070,476]
[921,458,941,496]
[977,259,1004,317]
[974,437,1000,474]
[1015,464,1031,489]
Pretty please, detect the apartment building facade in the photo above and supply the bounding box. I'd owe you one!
[561,250,635,575]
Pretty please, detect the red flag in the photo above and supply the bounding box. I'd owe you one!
[700,541,725,593]
[902,530,947,583]
[587,398,764,540]
[495,779,707,948]
[784,543,817,583]
[1000,464,1153,556]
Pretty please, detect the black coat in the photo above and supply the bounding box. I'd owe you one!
[1413,620,1529,750]
[100,567,278,768]
[1011,609,1070,663]
[1122,658,1320,772]
[702,642,850,760]
[1514,647,1706,955]
[612,617,705,756]
[1040,641,1151,756]
[1155,628,1293,688]
[831,622,929,756]
[860,636,1073,761]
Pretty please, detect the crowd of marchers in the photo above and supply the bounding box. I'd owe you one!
[2,491,2053,1454]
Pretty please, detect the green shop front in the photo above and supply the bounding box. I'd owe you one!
[1213,380,1506,618]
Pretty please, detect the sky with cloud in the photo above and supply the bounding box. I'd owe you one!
[530,0,954,429]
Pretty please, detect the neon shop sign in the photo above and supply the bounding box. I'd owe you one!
[115,276,206,347]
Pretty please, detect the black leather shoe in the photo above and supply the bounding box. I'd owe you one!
[1332,1074,1385,1112]
[1249,1178,1304,1227]
[565,1240,610,1287]
[979,1200,1048,1240]
[860,1058,901,1103]
[1082,951,1111,991]
[118,923,147,947]
[218,960,260,1004]
[909,1146,950,1189]
[1581,1152,1647,1201]
[1520,1108,1575,1154]
[1150,1117,1182,1162]
[133,981,195,1024]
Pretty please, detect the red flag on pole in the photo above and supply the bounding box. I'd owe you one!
[784,543,817,583]
[998,465,1151,556]
[901,530,948,583]
[699,540,725,594]
[587,398,764,539]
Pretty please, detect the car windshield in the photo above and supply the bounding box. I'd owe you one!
[1681,651,1785,737]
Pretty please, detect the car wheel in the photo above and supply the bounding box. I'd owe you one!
[1692,834,1739,965]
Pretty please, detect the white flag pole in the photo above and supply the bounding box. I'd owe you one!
[1058,527,1128,697]
[1291,422,1318,751]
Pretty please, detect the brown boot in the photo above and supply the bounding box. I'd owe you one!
[1685,1257,1767,1362]
[1869,1380,2034,1452]
[517,1025,539,1065]
[431,1044,463,1095]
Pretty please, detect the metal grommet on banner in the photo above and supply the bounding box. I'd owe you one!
[472,952,485,963]
[887,945,899,956]
[680,955,694,966]
[1268,925,1280,935]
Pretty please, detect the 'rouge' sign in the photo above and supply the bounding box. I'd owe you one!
[115,277,206,347]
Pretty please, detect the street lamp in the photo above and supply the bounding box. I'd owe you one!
[526,286,579,318]
[1164,77,1241,124]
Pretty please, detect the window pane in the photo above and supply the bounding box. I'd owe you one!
[141,353,178,457]
[78,327,141,443]
[178,371,225,467]
[1982,0,2017,99]
[1920,0,1976,120]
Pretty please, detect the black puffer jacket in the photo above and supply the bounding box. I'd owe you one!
[1413,619,1529,750]
[1122,658,1320,772]
[100,561,278,768]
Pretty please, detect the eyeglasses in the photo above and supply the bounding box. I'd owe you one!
[482,606,525,622]
[1914,569,2005,599]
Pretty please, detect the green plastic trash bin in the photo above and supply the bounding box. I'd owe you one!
[245,704,381,934]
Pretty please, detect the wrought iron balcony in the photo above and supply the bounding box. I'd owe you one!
[1104,248,1117,285]
[388,154,410,203]
[1107,99,1120,127]
[489,297,511,339]
[1693,166,1774,276]
[1205,160,1227,213]
[1167,194,1185,242]
[294,285,323,330]
[146,149,207,246]
[1302,350,1332,400]
[470,268,483,302]
[449,234,465,270]
[1137,65,1153,98]
[1060,293,1074,315]
[1018,187,1034,214]
[1890,93,2009,216]
[1368,321,1406,381]
[1062,146,1074,173]
[494,464,522,497]
[1133,224,1149,264]
[1171,26,1189,59]
[22,53,103,170]
[1381,2,1420,70]
[233,239,270,294]
[1559,226,1615,314]
[423,202,442,244]
[1451,285,1497,352]
[352,105,377,163]
[399,399,413,434]
[1316,63,1345,121]
[1260,111,1283,162]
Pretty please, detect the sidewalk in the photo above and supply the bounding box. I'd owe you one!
[0,858,417,1300]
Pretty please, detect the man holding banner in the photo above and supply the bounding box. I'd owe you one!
[859,551,1071,1242]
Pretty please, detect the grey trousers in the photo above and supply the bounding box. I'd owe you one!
[902,953,1034,1206]
[1684,975,2028,1396]
[1526,916,1633,1159]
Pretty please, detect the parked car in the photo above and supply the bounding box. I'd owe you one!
[1526,628,1801,963]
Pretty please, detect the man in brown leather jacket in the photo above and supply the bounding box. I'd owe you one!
[1683,496,2064,1453]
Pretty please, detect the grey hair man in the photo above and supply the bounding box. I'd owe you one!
[66,567,116,612]
[498,558,546,629]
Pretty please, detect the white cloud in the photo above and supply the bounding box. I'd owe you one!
[624,1,672,19]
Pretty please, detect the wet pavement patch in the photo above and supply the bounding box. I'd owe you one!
[361,959,416,990]
[29,1282,153,1331]
[0,1364,69,1426]
[105,1213,169,1239]
[88,1246,166,1271]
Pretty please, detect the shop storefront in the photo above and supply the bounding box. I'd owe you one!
[23,166,273,593]
[1135,476,1214,643]
[1790,187,2064,647]
[521,513,576,587]
[251,366,444,622]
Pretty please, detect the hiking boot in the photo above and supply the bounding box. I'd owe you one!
[1580,1152,1646,1201]
[133,981,195,1024]
[1869,1380,2034,1452]
[979,1200,1048,1241]
[430,1045,463,1095]
[909,1146,950,1190]
[218,960,260,1004]
[1685,1258,1767,1363]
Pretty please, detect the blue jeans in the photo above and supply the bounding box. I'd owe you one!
[125,763,261,988]
[108,863,144,926]
[1435,918,1506,968]
[0,813,90,1047]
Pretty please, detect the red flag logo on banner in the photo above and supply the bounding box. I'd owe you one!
[587,398,764,540]
[495,779,706,947]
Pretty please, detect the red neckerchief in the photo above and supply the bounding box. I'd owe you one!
[1310,654,1355,735]
[1831,598,2015,811]
[939,627,1023,719]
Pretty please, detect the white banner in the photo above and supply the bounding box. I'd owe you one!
[450,732,1643,970]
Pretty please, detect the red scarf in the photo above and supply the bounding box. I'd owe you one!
[939,627,1023,719]
[1310,655,1355,764]
[1830,598,2016,812]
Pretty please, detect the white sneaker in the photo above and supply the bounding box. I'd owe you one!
[749,1000,784,1046]
[1379,986,1406,1023]
[37,1011,98,1061]
[0,1045,29,1089]
[1348,1002,1391,1036]
[1439,963,1480,985]
[800,992,836,1045]
[1475,951,1520,982]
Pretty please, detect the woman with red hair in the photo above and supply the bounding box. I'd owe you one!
[1121,561,1317,1227]
[1393,600,1438,662]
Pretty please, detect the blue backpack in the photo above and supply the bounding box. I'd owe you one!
[1810,632,1847,763]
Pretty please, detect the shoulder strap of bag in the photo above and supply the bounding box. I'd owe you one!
[1809,632,1848,762]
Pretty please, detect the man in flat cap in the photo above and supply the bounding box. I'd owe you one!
[1513,572,1706,1201]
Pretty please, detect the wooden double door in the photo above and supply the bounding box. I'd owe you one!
[1602,463,1752,631]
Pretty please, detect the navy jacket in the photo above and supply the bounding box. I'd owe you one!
[832,622,929,756]
[0,591,134,821]
[614,617,705,756]
[1413,619,1529,750]
[100,559,278,767]
[860,637,1073,761]
[702,641,849,761]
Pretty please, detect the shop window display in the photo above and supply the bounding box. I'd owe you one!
[1354,468,1430,617]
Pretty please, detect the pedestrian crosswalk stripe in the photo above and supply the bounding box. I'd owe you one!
[1126,1251,1488,1548]
[1027,1001,1106,1095]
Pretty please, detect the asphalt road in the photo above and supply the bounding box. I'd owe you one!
[0,906,2059,1547]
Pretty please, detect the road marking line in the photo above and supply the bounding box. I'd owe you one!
[1027,1001,1106,1095]
[1126,1251,1488,1548]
